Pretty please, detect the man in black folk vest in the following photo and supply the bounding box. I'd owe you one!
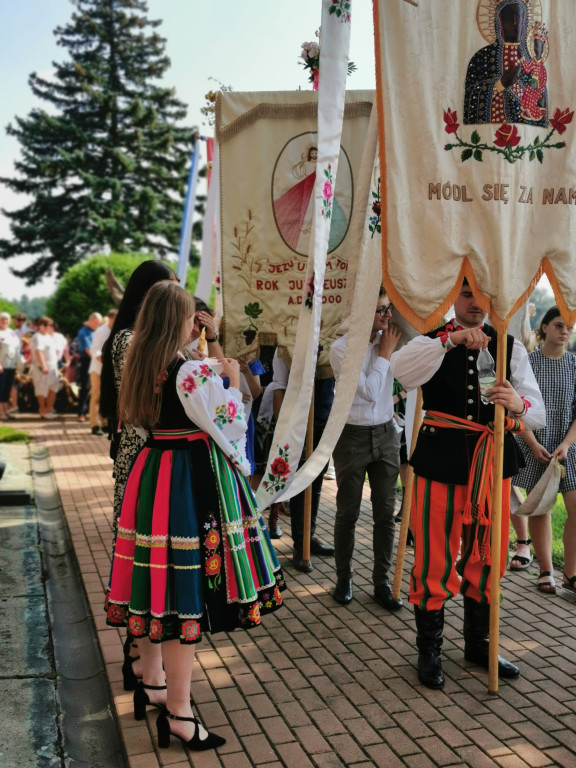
[391,281,545,689]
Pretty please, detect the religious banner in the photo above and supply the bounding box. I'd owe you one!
[216,88,373,373]
[375,0,576,331]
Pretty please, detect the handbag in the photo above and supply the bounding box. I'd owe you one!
[515,457,565,517]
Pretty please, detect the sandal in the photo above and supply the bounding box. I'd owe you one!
[562,573,576,593]
[509,539,533,570]
[537,571,556,594]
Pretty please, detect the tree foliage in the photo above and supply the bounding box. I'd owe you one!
[0,299,18,317]
[0,0,197,285]
[45,252,198,337]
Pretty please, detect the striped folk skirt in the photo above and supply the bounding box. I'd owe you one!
[106,429,285,643]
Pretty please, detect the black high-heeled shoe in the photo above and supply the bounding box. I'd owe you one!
[122,634,141,691]
[133,682,167,720]
[156,710,226,751]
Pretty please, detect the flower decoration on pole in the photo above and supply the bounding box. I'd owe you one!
[299,29,356,91]
[442,106,573,164]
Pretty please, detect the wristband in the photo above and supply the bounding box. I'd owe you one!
[207,333,219,343]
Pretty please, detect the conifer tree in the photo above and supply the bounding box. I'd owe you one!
[0,0,197,283]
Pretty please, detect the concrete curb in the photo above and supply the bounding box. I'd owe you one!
[32,445,128,768]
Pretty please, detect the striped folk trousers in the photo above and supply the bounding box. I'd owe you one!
[409,474,511,610]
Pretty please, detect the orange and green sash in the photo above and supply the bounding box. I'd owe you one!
[422,410,524,563]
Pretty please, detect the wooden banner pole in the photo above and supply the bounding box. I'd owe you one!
[301,388,315,568]
[393,388,423,600]
[488,329,508,694]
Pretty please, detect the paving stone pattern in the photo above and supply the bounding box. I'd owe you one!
[18,415,576,767]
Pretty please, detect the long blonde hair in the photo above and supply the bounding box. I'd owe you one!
[117,281,195,428]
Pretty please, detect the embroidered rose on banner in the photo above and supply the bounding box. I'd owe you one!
[550,107,575,134]
[262,444,291,494]
[443,108,459,134]
[443,106,573,164]
[321,165,334,219]
[494,123,520,148]
[369,176,381,239]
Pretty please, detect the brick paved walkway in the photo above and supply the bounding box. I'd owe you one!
[18,414,576,767]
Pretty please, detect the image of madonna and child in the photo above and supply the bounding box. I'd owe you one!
[105,281,285,751]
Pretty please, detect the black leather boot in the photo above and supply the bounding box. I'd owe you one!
[414,605,445,689]
[463,597,520,678]
[268,503,283,538]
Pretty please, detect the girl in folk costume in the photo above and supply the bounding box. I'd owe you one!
[106,282,285,751]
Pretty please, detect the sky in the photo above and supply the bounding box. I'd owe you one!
[0,0,377,301]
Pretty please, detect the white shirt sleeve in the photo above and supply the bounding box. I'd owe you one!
[176,360,250,475]
[510,338,546,430]
[390,336,447,390]
[355,344,391,403]
[268,351,289,392]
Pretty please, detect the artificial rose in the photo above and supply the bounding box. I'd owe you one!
[372,201,381,216]
[443,108,459,134]
[323,180,333,200]
[550,107,574,135]
[271,456,289,476]
[494,123,520,147]
[227,400,238,419]
[199,364,212,377]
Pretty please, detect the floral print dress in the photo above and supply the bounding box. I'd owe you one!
[106,357,285,643]
[111,328,145,528]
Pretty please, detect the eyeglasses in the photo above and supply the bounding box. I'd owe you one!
[375,303,393,316]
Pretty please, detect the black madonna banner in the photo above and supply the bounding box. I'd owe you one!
[375,0,576,331]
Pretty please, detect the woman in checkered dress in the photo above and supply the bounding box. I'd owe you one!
[514,307,576,594]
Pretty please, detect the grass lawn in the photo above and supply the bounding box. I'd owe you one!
[0,425,30,443]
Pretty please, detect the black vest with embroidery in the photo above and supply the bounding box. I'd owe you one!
[409,324,524,485]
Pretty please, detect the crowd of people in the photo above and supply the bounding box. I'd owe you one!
[2,265,575,749]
